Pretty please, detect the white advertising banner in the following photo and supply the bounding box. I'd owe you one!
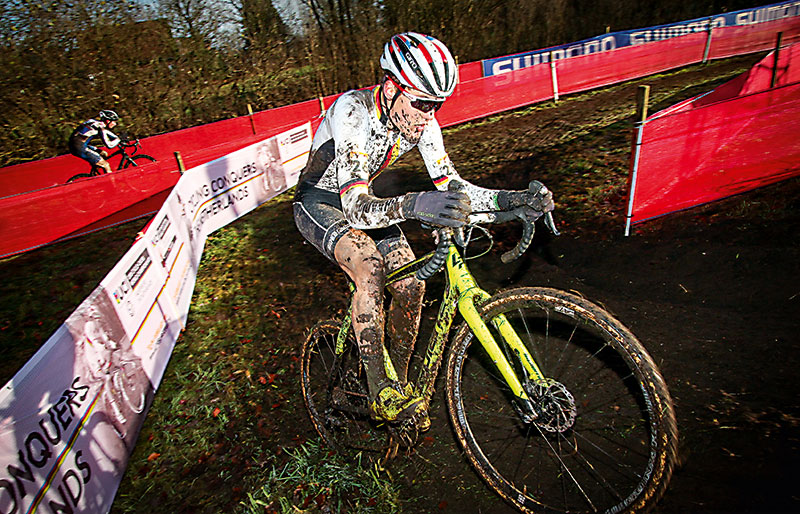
[0,286,158,514]
[0,122,312,513]
[177,122,311,240]
[99,241,183,388]
[146,195,204,328]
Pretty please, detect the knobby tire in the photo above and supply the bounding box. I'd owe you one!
[301,320,391,457]
[445,287,677,514]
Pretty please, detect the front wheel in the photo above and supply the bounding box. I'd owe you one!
[121,154,156,169]
[301,320,390,457]
[445,287,677,514]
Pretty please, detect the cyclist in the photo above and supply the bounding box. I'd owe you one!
[69,110,122,174]
[293,32,554,428]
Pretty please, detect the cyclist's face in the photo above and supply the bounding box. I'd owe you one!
[106,120,117,129]
[385,80,441,143]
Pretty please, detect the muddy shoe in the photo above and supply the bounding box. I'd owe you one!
[412,409,431,432]
[403,384,431,432]
[370,384,425,424]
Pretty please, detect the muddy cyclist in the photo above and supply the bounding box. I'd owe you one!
[293,32,554,428]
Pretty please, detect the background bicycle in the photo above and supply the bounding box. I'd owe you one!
[66,137,156,183]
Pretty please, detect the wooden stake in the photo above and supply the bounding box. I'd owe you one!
[771,32,783,88]
[174,151,185,174]
[247,103,256,135]
[626,85,651,236]
[636,85,650,123]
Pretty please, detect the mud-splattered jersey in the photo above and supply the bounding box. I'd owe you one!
[294,86,498,230]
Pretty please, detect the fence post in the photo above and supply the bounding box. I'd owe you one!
[247,104,256,135]
[550,51,560,103]
[174,151,185,175]
[625,85,650,236]
[318,96,327,116]
[702,16,714,64]
[771,32,784,88]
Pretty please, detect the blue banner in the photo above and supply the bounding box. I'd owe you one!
[481,1,800,76]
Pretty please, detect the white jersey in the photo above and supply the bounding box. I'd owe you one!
[295,86,498,230]
[70,119,120,149]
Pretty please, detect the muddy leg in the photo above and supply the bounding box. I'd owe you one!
[384,245,425,384]
[333,229,388,399]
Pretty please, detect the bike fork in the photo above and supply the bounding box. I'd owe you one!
[448,247,544,410]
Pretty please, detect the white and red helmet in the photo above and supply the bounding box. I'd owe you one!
[380,32,458,99]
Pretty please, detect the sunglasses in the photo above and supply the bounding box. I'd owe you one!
[389,77,444,113]
[404,93,444,113]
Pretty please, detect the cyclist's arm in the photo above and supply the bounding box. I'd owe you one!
[334,99,407,229]
[99,128,121,149]
[337,154,406,229]
[418,121,501,212]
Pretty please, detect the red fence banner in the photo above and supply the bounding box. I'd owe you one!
[625,43,800,230]
[2,3,800,258]
[481,1,800,77]
[0,98,334,259]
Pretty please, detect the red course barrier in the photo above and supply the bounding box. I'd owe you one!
[0,96,338,258]
[626,43,800,228]
[2,10,799,257]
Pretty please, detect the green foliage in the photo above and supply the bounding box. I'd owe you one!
[0,0,768,167]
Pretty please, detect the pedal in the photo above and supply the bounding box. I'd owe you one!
[330,387,369,415]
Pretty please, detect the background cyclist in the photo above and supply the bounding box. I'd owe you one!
[69,109,122,174]
[293,32,554,428]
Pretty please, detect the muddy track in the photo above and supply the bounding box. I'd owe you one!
[363,54,800,513]
[2,53,798,513]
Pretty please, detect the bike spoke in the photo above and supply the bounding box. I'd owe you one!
[302,321,390,456]
[448,290,676,514]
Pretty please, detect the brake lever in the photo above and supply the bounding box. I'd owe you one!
[527,180,560,236]
[453,226,472,247]
[544,211,560,236]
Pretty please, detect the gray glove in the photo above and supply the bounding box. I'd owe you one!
[495,180,555,213]
[402,191,471,227]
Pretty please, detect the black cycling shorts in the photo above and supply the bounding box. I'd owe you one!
[293,197,406,263]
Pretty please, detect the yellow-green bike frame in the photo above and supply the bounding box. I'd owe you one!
[336,231,545,415]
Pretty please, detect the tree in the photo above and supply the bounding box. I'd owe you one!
[156,0,239,48]
[238,0,291,52]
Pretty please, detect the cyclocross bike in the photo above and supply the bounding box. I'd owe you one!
[67,138,156,183]
[301,184,678,514]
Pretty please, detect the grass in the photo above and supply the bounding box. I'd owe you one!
[108,195,360,512]
[239,440,402,514]
[1,53,783,513]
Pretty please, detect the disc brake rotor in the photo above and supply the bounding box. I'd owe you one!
[526,378,577,433]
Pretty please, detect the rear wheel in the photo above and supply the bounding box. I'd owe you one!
[446,287,677,513]
[66,168,103,183]
[301,320,390,457]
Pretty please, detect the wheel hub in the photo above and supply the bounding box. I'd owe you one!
[525,378,577,433]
